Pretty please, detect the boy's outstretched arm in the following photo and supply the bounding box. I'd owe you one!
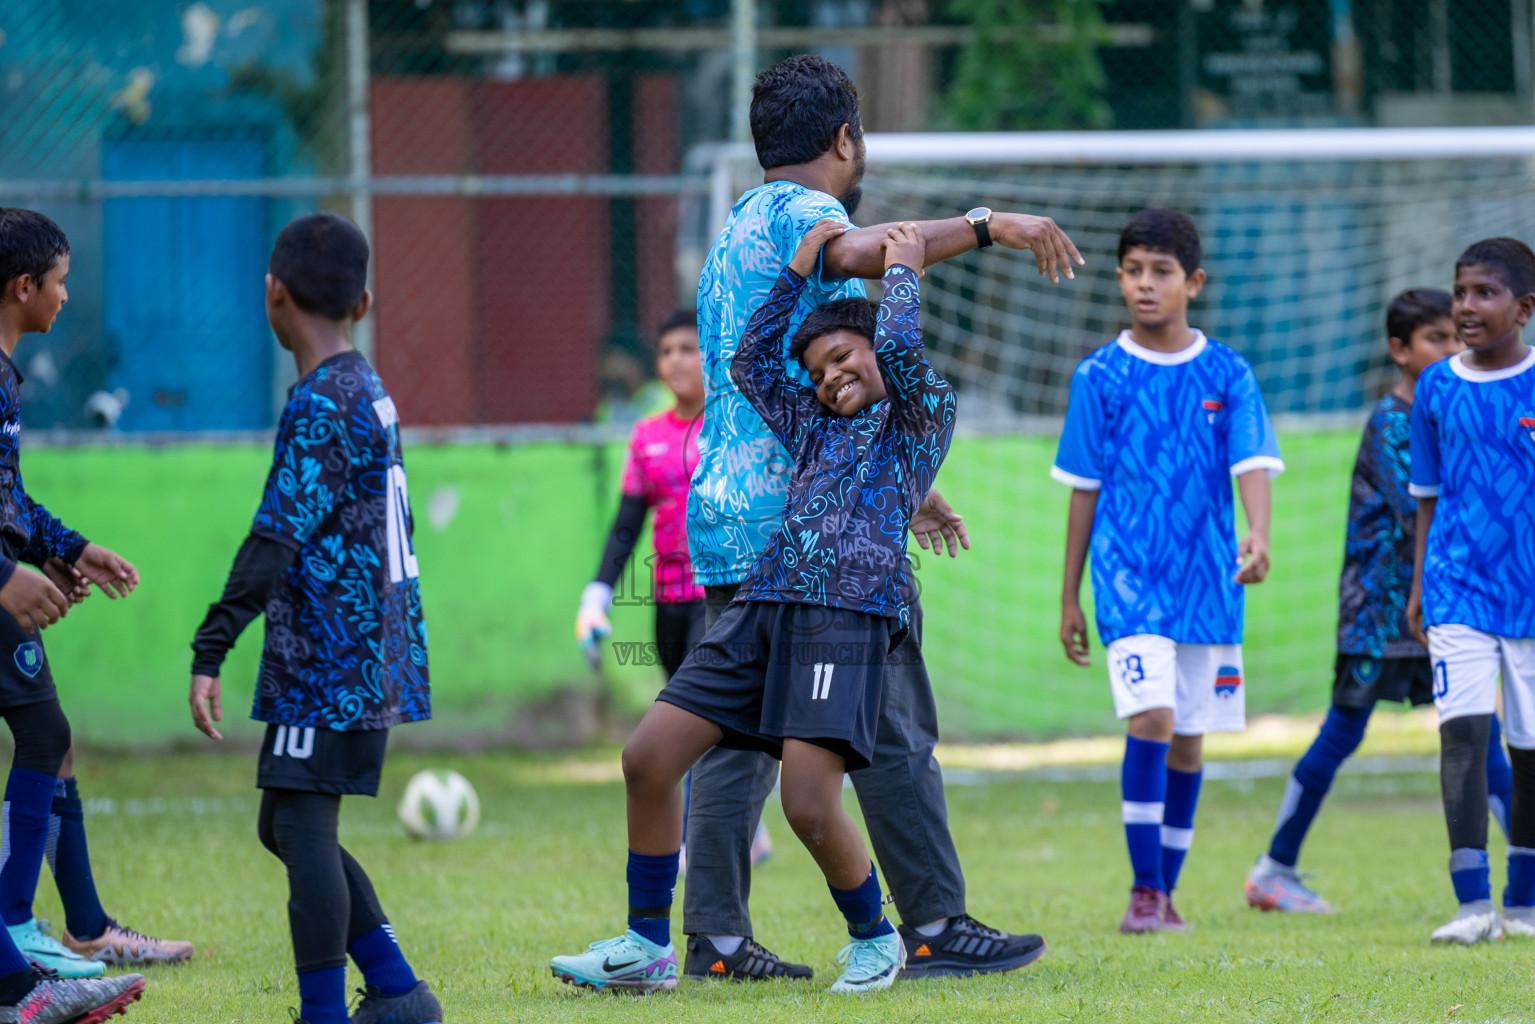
[824,211,1083,283]
[1234,468,1272,584]
[730,219,843,448]
[1060,489,1097,666]
[15,494,137,598]
[188,533,299,740]
[1407,497,1435,647]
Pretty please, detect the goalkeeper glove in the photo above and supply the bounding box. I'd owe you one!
[575,581,613,671]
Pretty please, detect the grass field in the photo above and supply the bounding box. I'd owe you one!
[40,724,1535,1024]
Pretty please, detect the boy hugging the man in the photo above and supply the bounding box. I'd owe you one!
[550,220,955,995]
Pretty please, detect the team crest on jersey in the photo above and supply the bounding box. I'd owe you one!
[1351,658,1381,685]
[13,642,42,679]
[1521,416,1535,441]
[1214,664,1242,697]
[1202,398,1222,424]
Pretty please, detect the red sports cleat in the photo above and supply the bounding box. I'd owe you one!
[1119,886,1166,934]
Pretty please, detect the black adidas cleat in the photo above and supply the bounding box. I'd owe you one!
[682,936,812,981]
[897,914,1046,979]
[350,980,443,1024]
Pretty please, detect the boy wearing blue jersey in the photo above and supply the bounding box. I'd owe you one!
[189,214,441,1024]
[1408,237,1535,945]
[1245,289,1516,913]
[1056,209,1282,933]
[550,220,956,995]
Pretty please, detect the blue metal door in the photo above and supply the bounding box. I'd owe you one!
[103,138,270,431]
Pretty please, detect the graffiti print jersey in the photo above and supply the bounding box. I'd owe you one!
[688,180,863,586]
[730,264,955,627]
[1052,331,1283,646]
[1409,349,1535,638]
[0,353,86,578]
[251,351,429,730]
[621,408,705,603]
[1337,395,1424,658]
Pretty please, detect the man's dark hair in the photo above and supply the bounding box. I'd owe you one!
[789,297,877,365]
[1456,237,1535,298]
[269,212,369,320]
[655,308,697,344]
[1385,288,1452,345]
[750,55,862,171]
[0,208,69,297]
[1118,208,1202,275]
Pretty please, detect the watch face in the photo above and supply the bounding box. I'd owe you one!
[966,206,991,222]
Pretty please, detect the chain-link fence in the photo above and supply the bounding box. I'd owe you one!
[0,0,1532,432]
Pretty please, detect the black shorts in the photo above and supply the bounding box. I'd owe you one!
[0,609,56,710]
[1332,655,1434,710]
[657,600,889,771]
[654,600,706,680]
[256,724,389,796]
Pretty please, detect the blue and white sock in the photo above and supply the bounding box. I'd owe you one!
[1488,715,1514,843]
[626,850,678,948]
[1162,767,1202,893]
[349,923,417,997]
[297,965,347,1024]
[1506,847,1535,908]
[1450,847,1491,905]
[1268,704,1371,868]
[1122,735,1169,891]
[828,863,894,940]
[0,767,61,926]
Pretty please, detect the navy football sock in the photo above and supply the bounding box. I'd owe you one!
[1450,847,1491,904]
[626,850,678,947]
[1162,767,1202,892]
[829,864,894,940]
[47,778,109,941]
[1506,848,1535,907]
[0,767,60,926]
[1268,704,1371,867]
[297,965,347,1024]
[349,923,417,998]
[1122,735,1169,891]
[1488,715,1513,843]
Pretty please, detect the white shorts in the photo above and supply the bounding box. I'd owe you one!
[1105,634,1247,735]
[1428,624,1535,748]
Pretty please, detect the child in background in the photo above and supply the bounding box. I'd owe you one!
[1408,237,1535,945]
[1245,289,1515,914]
[1056,208,1281,934]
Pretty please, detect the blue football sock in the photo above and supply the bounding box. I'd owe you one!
[47,777,109,941]
[349,923,417,997]
[626,850,678,948]
[828,863,895,939]
[1162,767,1203,893]
[1488,715,1513,843]
[297,965,347,1024]
[1506,847,1535,908]
[0,767,62,926]
[1122,735,1169,891]
[1450,847,1491,904]
[1268,704,1371,867]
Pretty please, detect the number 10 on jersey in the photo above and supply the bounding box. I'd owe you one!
[385,465,419,583]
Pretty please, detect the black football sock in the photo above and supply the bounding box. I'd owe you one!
[48,778,109,940]
[0,967,35,1006]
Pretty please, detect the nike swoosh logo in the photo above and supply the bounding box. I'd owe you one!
[603,957,643,972]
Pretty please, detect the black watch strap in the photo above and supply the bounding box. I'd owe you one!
[972,218,992,249]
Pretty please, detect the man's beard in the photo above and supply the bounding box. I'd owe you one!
[839,184,863,219]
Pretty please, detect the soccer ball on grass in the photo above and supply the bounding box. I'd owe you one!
[398,769,480,840]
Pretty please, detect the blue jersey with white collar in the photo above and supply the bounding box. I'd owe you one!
[1409,348,1535,638]
[1052,331,1283,645]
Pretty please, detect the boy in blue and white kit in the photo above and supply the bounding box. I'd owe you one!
[1408,237,1535,945]
[1056,209,1281,934]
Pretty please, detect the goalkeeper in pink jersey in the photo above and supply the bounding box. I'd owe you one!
[576,310,706,676]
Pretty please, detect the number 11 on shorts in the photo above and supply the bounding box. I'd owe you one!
[811,662,835,701]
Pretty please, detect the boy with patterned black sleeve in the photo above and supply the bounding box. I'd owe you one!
[550,220,956,996]
[189,214,440,1024]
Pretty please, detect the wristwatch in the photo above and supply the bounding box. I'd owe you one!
[965,207,993,249]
